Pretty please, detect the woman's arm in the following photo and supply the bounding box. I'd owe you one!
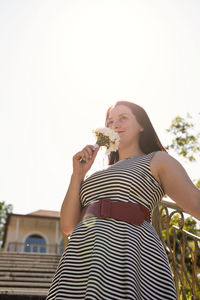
[60,174,83,235]
[60,145,99,235]
[154,151,200,220]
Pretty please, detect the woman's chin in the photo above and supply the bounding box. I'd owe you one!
[118,143,125,151]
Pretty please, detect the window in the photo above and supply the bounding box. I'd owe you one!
[24,234,46,253]
[59,239,64,254]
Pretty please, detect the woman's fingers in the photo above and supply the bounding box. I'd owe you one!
[72,145,99,178]
[90,146,99,162]
[80,145,96,163]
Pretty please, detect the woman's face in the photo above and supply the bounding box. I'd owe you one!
[107,105,144,148]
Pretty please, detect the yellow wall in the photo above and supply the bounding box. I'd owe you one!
[4,215,67,253]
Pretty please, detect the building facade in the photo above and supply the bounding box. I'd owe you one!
[2,210,68,254]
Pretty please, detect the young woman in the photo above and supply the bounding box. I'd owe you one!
[46,101,200,300]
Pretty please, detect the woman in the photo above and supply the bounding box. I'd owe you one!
[46,101,200,300]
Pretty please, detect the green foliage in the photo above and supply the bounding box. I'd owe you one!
[162,214,199,241]
[184,216,199,234]
[162,214,200,299]
[195,180,200,189]
[0,201,13,249]
[166,113,200,162]
[165,113,200,298]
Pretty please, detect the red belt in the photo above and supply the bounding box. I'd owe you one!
[80,198,150,226]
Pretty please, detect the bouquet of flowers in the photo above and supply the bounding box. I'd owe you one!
[93,127,120,155]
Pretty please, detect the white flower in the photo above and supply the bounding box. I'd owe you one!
[93,127,120,155]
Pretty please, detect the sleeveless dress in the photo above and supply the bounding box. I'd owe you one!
[46,152,177,300]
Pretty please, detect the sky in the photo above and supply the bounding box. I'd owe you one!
[0,0,200,215]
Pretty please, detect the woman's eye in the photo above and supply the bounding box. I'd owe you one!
[107,120,113,126]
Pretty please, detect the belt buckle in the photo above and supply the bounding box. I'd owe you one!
[99,198,112,219]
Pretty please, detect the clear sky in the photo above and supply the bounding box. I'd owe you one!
[0,0,200,214]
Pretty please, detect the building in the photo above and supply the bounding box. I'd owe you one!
[2,210,68,254]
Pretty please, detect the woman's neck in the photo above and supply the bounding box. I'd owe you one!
[118,147,145,161]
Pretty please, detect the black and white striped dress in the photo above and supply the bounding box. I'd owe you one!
[46,152,177,300]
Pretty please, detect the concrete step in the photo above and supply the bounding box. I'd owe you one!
[0,266,56,272]
[0,287,48,296]
[0,295,46,300]
[0,276,52,283]
[0,251,60,255]
[0,262,59,268]
[0,256,60,263]
[0,252,61,259]
[0,252,59,297]
[0,281,50,288]
[0,271,53,278]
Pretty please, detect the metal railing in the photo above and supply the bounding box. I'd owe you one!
[7,242,63,254]
[153,200,200,300]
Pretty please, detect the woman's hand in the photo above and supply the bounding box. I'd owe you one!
[72,145,99,180]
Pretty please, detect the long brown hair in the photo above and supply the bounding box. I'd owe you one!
[105,101,166,165]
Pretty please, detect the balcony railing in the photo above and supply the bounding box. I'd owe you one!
[153,200,200,300]
[7,242,63,254]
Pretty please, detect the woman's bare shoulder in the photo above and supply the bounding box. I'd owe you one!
[150,151,177,185]
[151,151,200,220]
[151,151,176,166]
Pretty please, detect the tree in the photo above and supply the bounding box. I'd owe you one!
[166,113,200,188]
[163,114,200,298]
[165,112,200,232]
[166,113,200,162]
[0,201,13,249]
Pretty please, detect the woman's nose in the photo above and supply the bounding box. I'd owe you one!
[112,120,120,129]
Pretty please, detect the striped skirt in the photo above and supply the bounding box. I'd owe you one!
[46,217,177,299]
